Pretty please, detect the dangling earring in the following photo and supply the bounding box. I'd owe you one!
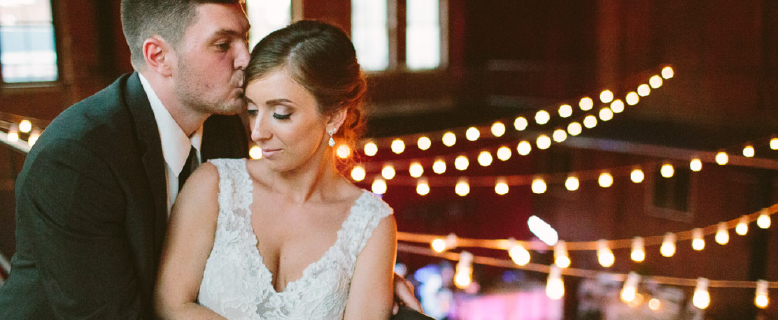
[328,129,336,147]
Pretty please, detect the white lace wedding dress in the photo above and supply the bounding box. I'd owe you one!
[197,159,393,319]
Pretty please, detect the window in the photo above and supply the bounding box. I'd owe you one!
[0,0,57,83]
[405,0,440,70]
[351,0,389,71]
[245,0,293,51]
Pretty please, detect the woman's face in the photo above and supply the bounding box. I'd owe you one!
[246,67,330,172]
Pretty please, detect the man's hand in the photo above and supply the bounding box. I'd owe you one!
[392,273,423,315]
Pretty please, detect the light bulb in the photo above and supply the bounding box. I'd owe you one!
[600,90,614,103]
[756,280,769,309]
[553,129,567,142]
[692,278,710,309]
[661,66,674,79]
[535,110,551,125]
[626,92,640,105]
[454,155,469,171]
[391,139,405,154]
[371,177,387,194]
[649,298,661,311]
[509,242,530,266]
[432,158,447,174]
[631,237,645,262]
[536,135,551,149]
[249,145,263,159]
[431,239,447,252]
[442,132,456,147]
[455,178,470,196]
[381,165,396,180]
[478,151,493,167]
[637,84,651,96]
[454,271,472,289]
[599,107,613,121]
[583,115,598,129]
[517,140,532,155]
[364,142,378,156]
[598,172,613,188]
[491,122,506,137]
[27,130,40,147]
[567,122,582,136]
[417,136,432,150]
[531,177,547,194]
[690,158,703,172]
[514,117,528,131]
[336,144,351,159]
[416,178,430,196]
[692,228,705,251]
[661,163,674,178]
[546,266,565,300]
[466,127,480,141]
[565,176,579,191]
[19,120,32,133]
[743,145,755,157]
[621,272,641,303]
[771,138,778,150]
[350,165,366,181]
[554,241,570,268]
[660,233,676,257]
[649,75,663,88]
[497,146,512,161]
[495,177,509,195]
[579,97,594,111]
[610,99,625,113]
[597,240,615,267]
[736,216,749,235]
[757,209,771,229]
[715,151,728,165]
[631,169,645,183]
[455,251,474,289]
[7,129,19,142]
[559,104,573,118]
[409,162,424,178]
[715,222,729,245]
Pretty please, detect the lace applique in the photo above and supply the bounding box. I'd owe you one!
[198,159,392,319]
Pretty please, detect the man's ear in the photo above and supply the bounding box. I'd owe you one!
[327,108,348,133]
[142,36,174,77]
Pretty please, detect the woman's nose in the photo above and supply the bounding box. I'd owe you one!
[250,116,270,142]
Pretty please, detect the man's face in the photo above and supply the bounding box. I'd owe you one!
[173,3,251,116]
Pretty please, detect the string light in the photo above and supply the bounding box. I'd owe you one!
[391,139,406,154]
[442,132,457,147]
[514,117,528,131]
[455,178,470,196]
[631,168,645,183]
[736,216,749,236]
[631,237,645,262]
[536,135,551,150]
[527,215,559,246]
[691,228,705,251]
[661,66,674,79]
[692,278,710,309]
[508,239,530,266]
[362,142,377,157]
[7,125,18,142]
[491,122,506,137]
[496,146,512,161]
[27,129,40,147]
[558,104,573,118]
[336,144,351,159]
[637,84,651,96]
[494,177,509,195]
[249,145,263,159]
[599,107,613,121]
[660,233,676,257]
[649,75,663,88]
[477,151,493,167]
[567,122,582,136]
[371,177,387,194]
[554,241,570,268]
[454,251,474,289]
[531,177,547,194]
[690,158,703,172]
[621,272,641,303]
[742,145,755,158]
[466,127,480,141]
[350,165,366,181]
[660,163,674,178]
[715,151,728,165]
[381,164,396,180]
[755,280,769,309]
[597,240,615,267]
[517,140,532,156]
[18,120,32,133]
[610,99,625,113]
[409,162,424,178]
[579,97,594,111]
[416,177,430,196]
[715,222,729,245]
[771,137,778,150]
[433,158,447,174]
[552,129,567,143]
[417,136,432,150]
[583,115,598,129]
[600,90,614,103]
[625,92,639,105]
[757,209,771,229]
[649,298,661,311]
[546,266,565,300]
[565,175,579,191]
[431,233,457,253]
[454,155,469,171]
[535,110,551,125]
[598,172,613,188]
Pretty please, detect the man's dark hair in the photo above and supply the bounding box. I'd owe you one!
[121,0,241,69]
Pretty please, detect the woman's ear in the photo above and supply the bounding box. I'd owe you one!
[142,36,175,77]
[327,108,348,133]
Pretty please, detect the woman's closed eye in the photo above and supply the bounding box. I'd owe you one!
[273,113,292,120]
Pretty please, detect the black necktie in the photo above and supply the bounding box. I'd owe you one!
[179,146,198,191]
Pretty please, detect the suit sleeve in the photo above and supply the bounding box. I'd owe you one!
[17,139,145,319]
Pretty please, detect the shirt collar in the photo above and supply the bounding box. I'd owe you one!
[138,73,203,176]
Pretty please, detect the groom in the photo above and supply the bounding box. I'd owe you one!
[0,0,425,318]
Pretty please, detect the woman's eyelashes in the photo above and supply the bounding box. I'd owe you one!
[273,113,292,120]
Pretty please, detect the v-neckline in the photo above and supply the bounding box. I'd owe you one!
[242,163,368,295]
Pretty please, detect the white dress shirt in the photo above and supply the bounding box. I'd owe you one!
[138,74,203,214]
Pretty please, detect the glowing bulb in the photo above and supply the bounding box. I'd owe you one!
[552,129,567,142]
[531,177,547,194]
[565,176,579,191]
[715,222,729,245]
[583,115,598,129]
[517,140,532,155]
[598,172,613,188]
[536,135,551,150]
[478,151,493,167]
[391,139,405,154]
[631,169,645,183]
[649,75,663,88]
[455,178,470,196]
[535,110,551,125]
[417,136,432,150]
[249,146,263,159]
[364,142,378,156]
[546,266,565,300]
[509,242,530,266]
[466,127,480,141]
[497,146,512,161]
[409,162,424,178]
[771,138,778,150]
[431,239,447,253]
[610,99,625,113]
[599,107,613,121]
[27,130,40,147]
[757,209,771,229]
[554,241,570,268]
[558,104,573,118]
[660,163,674,178]
[631,237,645,262]
[649,298,661,311]
[514,117,529,131]
[433,158,447,174]
[416,177,430,196]
[350,165,366,181]
[621,272,641,303]
[494,177,509,195]
[690,158,702,172]
[18,120,32,133]
[442,132,456,147]
[597,240,615,267]
[736,216,749,236]
[692,228,705,251]
[7,130,19,142]
[660,233,676,257]
[715,151,728,165]
[626,92,640,105]
[579,97,594,111]
[567,122,582,136]
[454,271,472,289]
[381,165,396,180]
[336,144,351,159]
[491,122,506,137]
[454,155,469,171]
[756,280,769,309]
[692,278,710,309]
[371,177,387,194]
[637,84,651,96]
[743,145,755,158]
[600,90,614,103]
[661,66,674,79]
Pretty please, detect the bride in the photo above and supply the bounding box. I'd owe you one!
[155,20,397,319]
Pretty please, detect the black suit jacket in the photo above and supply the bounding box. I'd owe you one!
[0,72,248,319]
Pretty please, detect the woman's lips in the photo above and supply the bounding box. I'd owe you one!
[261,148,281,158]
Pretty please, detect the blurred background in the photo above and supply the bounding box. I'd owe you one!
[1,0,777,319]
